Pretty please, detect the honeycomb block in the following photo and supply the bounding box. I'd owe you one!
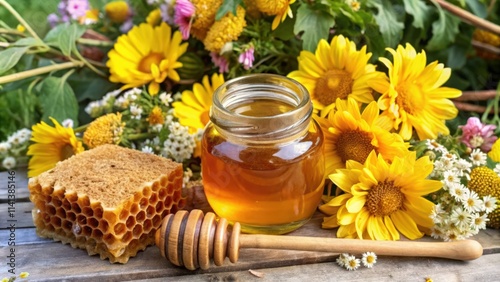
[28,144,185,263]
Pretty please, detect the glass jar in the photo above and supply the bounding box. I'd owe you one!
[201,74,325,235]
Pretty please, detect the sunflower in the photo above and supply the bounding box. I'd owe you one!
[368,43,461,141]
[255,0,295,30]
[288,35,383,113]
[172,73,225,132]
[320,150,442,240]
[317,97,409,177]
[107,22,188,95]
[27,117,84,177]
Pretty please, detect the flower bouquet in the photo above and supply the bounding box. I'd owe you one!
[1,0,499,247]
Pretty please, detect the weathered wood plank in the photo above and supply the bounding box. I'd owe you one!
[0,168,29,203]
[138,253,500,282]
[0,202,34,229]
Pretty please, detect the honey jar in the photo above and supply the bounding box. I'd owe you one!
[201,74,325,234]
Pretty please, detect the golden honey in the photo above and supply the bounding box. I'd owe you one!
[202,74,325,234]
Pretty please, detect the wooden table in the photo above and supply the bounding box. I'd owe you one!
[1,168,499,281]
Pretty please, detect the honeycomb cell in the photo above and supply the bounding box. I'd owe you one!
[126,216,136,229]
[51,216,61,227]
[61,219,73,232]
[66,193,78,203]
[146,206,155,218]
[143,186,152,197]
[52,198,62,208]
[143,219,152,233]
[103,233,116,246]
[155,202,164,213]
[122,231,133,244]
[92,229,103,239]
[158,188,167,200]
[88,217,99,228]
[62,198,71,211]
[72,223,82,236]
[139,198,148,209]
[99,220,109,233]
[47,205,56,216]
[136,210,146,222]
[130,203,139,215]
[82,206,94,217]
[71,203,81,213]
[77,215,87,225]
[78,196,90,207]
[159,176,168,188]
[149,193,158,205]
[152,214,161,227]
[67,211,76,221]
[56,207,67,219]
[166,183,174,195]
[173,190,181,202]
[82,226,92,237]
[114,223,126,236]
[93,206,104,219]
[119,209,128,221]
[132,225,143,238]
[103,211,117,225]
[164,196,173,209]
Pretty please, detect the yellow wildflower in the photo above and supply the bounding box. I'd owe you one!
[105,1,130,24]
[83,113,125,149]
[203,6,246,53]
[488,139,500,162]
[191,0,222,40]
[148,106,165,125]
[146,8,162,26]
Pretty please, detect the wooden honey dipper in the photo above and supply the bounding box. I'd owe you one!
[155,209,484,270]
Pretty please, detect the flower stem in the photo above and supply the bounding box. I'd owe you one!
[0,61,84,85]
[77,38,115,47]
[0,0,44,42]
[434,0,500,35]
[127,132,155,140]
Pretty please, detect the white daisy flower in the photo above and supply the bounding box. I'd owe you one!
[425,139,448,154]
[130,104,143,120]
[482,195,498,213]
[345,255,360,271]
[2,156,16,169]
[141,146,154,154]
[0,142,12,154]
[469,149,487,166]
[159,92,174,106]
[471,213,488,230]
[448,183,469,202]
[442,170,461,186]
[336,253,350,268]
[450,207,471,229]
[463,190,483,213]
[361,252,377,268]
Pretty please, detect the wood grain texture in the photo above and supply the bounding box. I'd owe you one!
[1,170,500,281]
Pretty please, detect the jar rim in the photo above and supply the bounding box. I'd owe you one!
[210,74,312,140]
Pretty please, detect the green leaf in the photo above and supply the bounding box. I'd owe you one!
[465,0,487,19]
[67,73,118,102]
[402,0,430,29]
[38,76,79,125]
[367,0,404,48]
[294,4,335,52]
[215,0,244,20]
[44,23,86,57]
[0,47,28,75]
[12,37,46,48]
[426,7,461,51]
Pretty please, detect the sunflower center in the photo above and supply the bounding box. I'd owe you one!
[138,52,164,73]
[315,69,353,106]
[366,180,404,217]
[395,83,424,115]
[60,144,75,161]
[336,130,375,163]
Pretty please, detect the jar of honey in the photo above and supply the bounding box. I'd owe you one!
[201,74,325,234]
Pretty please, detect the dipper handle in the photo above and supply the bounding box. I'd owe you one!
[155,210,483,270]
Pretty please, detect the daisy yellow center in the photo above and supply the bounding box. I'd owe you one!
[336,130,374,163]
[395,83,424,115]
[148,106,164,125]
[366,180,404,217]
[139,52,164,73]
[315,69,353,106]
[60,144,75,160]
[366,256,375,263]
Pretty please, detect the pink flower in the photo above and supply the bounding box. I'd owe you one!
[459,117,498,152]
[210,52,229,73]
[238,46,255,70]
[174,0,195,40]
[66,0,89,20]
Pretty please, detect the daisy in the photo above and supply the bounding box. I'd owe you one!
[448,183,468,202]
[320,151,442,240]
[450,207,471,229]
[27,117,84,177]
[336,253,349,268]
[288,35,383,112]
[2,156,16,170]
[463,190,483,213]
[482,195,497,213]
[107,22,188,95]
[471,213,488,230]
[469,148,487,166]
[172,73,225,133]
[345,255,360,271]
[368,43,461,140]
[425,139,447,154]
[361,252,377,268]
[317,97,409,176]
